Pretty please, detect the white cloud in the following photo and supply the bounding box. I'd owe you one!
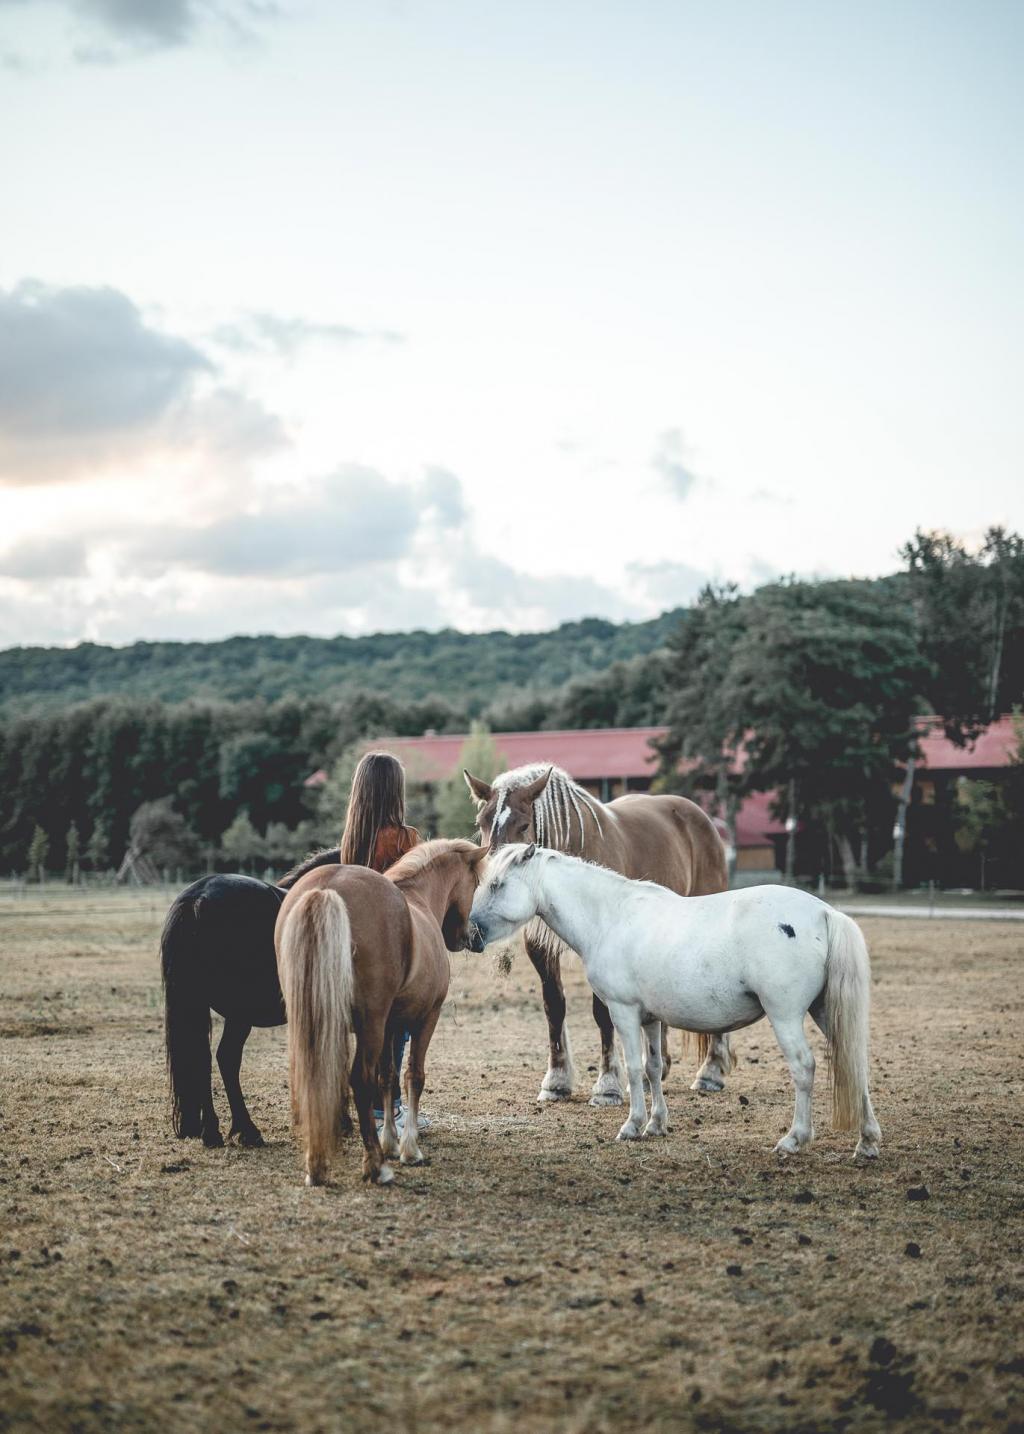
[652,428,700,502]
[627,559,710,608]
[210,311,403,358]
[0,0,279,63]
[0,280,286,484]
[125,465,421,578]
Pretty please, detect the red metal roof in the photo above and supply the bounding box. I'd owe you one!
[304,716,1019,848]
[917,714,1018,771]
[362,725,670,784]
[734,789,785,846]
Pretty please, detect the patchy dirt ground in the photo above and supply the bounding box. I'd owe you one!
[0,890,1022,1433]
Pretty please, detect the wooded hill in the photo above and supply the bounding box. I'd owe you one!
[0,610,684,717]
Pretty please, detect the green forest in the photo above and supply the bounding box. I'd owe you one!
[2,529,1023,886]
[0,610,684,717]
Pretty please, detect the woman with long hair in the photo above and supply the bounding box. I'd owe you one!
[340,751,421,873]
[339,751,423,1126]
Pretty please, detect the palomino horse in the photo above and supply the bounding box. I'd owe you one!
[276,839,487,1186]
[464,764,731,1104]
[469,844,882,1159]
[162,847,344,1147]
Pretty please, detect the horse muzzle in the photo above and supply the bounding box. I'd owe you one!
[466,922,487,954]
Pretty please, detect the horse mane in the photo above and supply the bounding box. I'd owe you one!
[386,837,480,888]
[488,843,659,893]
[277,846,342,891]
[492,763,604,850]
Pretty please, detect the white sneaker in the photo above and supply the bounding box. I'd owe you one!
[375,1105,402,1137]
[376,1107,432,1136]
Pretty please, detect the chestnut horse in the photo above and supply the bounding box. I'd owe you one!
[464,763,731,1105]
[276,839,487,1186]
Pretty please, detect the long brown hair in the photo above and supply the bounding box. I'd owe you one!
[340,752,407,867]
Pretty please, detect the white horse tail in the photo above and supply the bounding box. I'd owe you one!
[277,888,354,1186]
[822,909,872,1132]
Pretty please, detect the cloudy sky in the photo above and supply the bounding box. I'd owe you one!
[1,0,1021,647]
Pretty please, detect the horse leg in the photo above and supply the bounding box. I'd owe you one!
[351,1024,394,1186]
[378,1024,401,1161]
[765,1012,816,1155]
[526,939,575,1103]
[199,1075,223,1148]
[400,1008,440,1167]
[216,1019,264,1148]
[608,1003,648,1141]
[690,1031,734,1094]
[642,1020,669,1137]
[641,1025,672,1095]
[190,1024,221,1148]
[589,995,625,1107]
[810,998,881,1159]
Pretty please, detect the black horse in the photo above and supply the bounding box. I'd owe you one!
[161,849,342,1147]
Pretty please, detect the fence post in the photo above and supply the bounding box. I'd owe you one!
[892,756,916,892]
[784,779,797,884]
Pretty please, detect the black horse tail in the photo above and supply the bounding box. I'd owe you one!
[161,889,212,1138]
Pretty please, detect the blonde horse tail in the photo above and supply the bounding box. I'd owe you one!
[277,888,354,1186]
[683,1030,712,1063]
[823,909,872,1132]
[681,1030,735,1074]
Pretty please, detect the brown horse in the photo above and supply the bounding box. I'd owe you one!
[275,839,487,1186]
[464,764,731,1105]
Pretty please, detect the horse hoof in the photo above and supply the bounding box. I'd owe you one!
[589,1090,624,1107]
[375,1164,395,1186]
[232,1126,264,1149]
[202,1130,225,1149]
[642,1124,668,1138]
[537,1087,573,1103]
[616,1124,642,1142]
[774,1136,802,1156]
[854,1141,880,1160]
[690,1077,724,1095]
[400,1151,424,1166]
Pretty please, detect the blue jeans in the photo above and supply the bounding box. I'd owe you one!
[374,1029,409,1118]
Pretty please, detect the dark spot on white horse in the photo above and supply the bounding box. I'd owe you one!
[779,923,796,939]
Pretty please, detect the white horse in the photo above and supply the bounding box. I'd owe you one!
[468,844,881,1159]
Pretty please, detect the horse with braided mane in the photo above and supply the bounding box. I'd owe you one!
[464,762,733,1106]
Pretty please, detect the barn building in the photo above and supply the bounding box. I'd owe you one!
[306,715,1020,886]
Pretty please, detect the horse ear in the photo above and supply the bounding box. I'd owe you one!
[523,842,537,861]
[519,766,553,804]
[467,844,489,868]
[464,770,493,804]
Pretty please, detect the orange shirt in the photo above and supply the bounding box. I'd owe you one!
[370,824,421,873]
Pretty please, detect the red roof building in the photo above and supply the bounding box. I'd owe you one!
[306,716,1019,875]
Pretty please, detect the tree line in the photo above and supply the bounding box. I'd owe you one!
[655,530,1024,888]
[0,612,683,718]
[3,529,1023,886]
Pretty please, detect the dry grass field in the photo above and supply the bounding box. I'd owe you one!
[0,889,1022,1433]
